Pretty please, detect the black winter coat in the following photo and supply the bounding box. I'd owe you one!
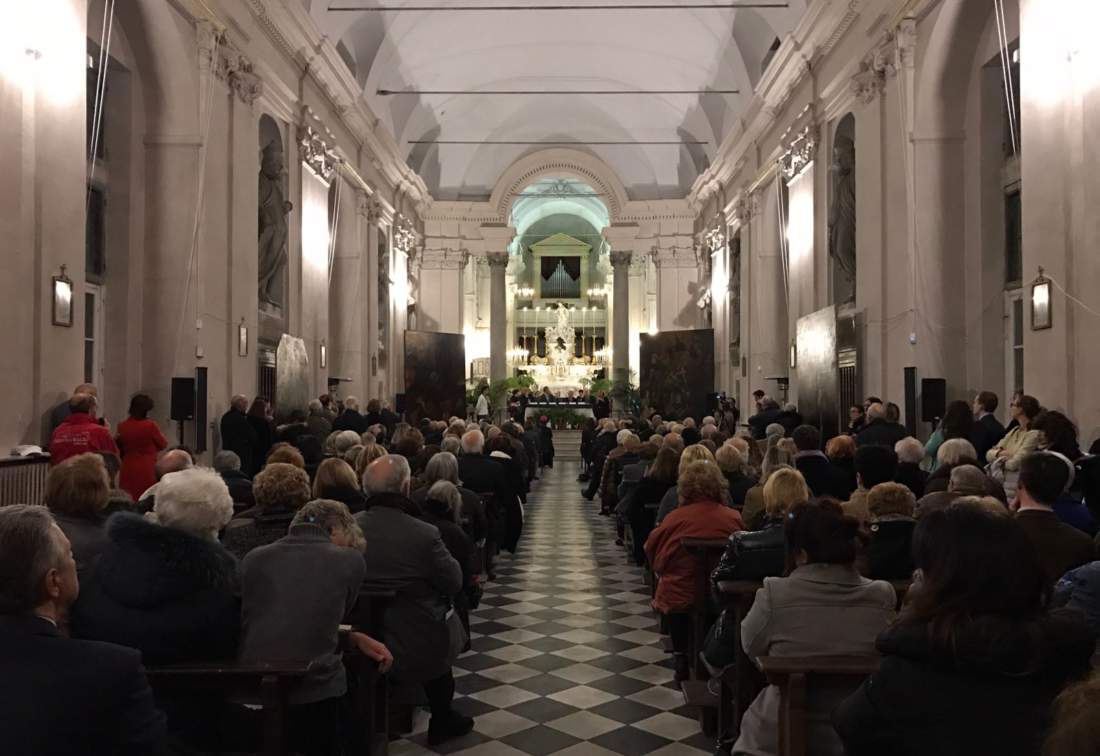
[712,517,786,584]
[72,513,240,664]
[864,518,916,580]
[856,418,908,449]
[220,408,257,475]
[834,609,1094,756]
[795,453,850,499]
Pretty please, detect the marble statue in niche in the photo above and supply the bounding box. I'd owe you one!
[258,139,293,307]
[829,131,856,305]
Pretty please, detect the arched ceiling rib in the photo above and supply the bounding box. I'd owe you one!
[307,1,809,200]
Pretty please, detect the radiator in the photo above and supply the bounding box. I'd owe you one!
[0,456,51,506]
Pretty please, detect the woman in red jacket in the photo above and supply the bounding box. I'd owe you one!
[645,457,744,683]
[115,394,167,502]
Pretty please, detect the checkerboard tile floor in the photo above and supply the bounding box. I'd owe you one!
[390,462,712,755]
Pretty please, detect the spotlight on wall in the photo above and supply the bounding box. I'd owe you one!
[238,318,248,357]
[51,264,73,327]
[320,340,328,368]
[789,340,797,370]
[1030,267,1052,330]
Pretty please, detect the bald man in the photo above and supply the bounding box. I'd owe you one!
[136,448,194,512]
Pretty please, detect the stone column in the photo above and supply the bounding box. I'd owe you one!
[611,251,632,413]
[487,251,510,381]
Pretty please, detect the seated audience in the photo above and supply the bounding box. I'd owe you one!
[792,425,847,499]
[987,393,1042,470]
[240,499,388,756]
[422,481,480,639]
[265,442,306,469]
[916,464,997,518]
[645,461,744,683]
[717,443,758,509]
[411,451,487,546]
[825,434,858,499]
[864,482,917,580]
[1054,562,1100,637]
[213,450,253,510]
[49,393,120,467]
[44,453,111,579]
[970,390,1006,463]
[834,502,1094,756]
[712,469,805,586]
[72,468,238,664]
[843,444,899,524]
[1014,452,1095,584]
[115,393,168,503]
[0,505,166,754]
[624,446,679,565]
[856,402,907,449]
[733,499,896,756]
[923,438,1007,502]
[312,458,368,514]
[355,456,472,745]
[744,466,809,532]
[655,444,727,524]
[222,462,311,559]
[598,431,641,515]
[894,436,928,498]
[923,400,974,472]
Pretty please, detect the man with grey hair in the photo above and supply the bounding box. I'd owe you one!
[916,464,1006,518]
[456,430,510,579]
[583,419,621,501]
[857,401,908,449]
[220,393,258,475]
[306,398,332,446]
[354,461,471,745]
[748,395,783,440]
[214,450,254,509]
[333,396,368,434]
[0,505,166,752]
[440,436,462,456]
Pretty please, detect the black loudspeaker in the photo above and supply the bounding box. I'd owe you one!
[904,367,917,437]
[170,377,195,421]
[194,368,208,454]
[921,378,947,423]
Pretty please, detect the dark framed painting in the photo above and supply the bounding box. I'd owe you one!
[640,329,714,421]
[404,331,466,424]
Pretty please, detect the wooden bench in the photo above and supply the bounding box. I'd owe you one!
[713,579,767,747]
[145,660,314,756]
[680,537,731,736]
[344,588,398,755]
[757,655,881,756]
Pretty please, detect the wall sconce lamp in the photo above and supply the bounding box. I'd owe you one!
[51,265,73,327]
[320,340,328,368]
[238,318,248,357]
[516,286,535,298]
[789,340,798,370]
[1031,267,1052,330]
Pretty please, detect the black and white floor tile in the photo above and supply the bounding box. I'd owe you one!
[390,462,711,756]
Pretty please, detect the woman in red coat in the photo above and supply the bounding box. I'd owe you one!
[116,394,167,502]
[645,457,744,683]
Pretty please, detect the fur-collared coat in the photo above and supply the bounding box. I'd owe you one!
[72,512,240,664]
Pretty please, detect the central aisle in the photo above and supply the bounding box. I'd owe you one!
[392,462,711,755]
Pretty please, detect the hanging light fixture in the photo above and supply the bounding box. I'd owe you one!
[1030,267,1052,330]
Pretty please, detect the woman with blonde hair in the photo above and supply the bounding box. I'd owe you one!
[313,457,368,514]
[740,464,807,531]
[646,461,745,683]
[654,444,728,524]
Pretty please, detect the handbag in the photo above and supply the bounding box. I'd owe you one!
[701,607,739,670]
[445,607,468,666]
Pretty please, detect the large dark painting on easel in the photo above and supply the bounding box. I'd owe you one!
[404,331,466,424]
[640,330,714,421]
[795,305,840,440]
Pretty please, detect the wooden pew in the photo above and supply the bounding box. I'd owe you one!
[757,655,881,756]
[679,537,730,735]
[145,660,314,756]
[713,579,767,746]
[344,588,398,756]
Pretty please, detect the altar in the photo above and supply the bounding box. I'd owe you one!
[514,304,603,393]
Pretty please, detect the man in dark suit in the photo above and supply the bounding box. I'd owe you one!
[856,402,908,449]
[583,420,620,500]
[356,456,472,747]
[971,390,1007,462]
[1014,452,1096,585]
[0,505,166,755]
[792,425,849,499]
[333,396,369,434]
[457,430,514,578]
[220,394,258,474]
[748,397,784,439]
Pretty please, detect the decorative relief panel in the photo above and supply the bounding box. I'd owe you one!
[298,125,338,182]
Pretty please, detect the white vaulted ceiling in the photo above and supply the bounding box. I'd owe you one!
[305,1,808,201]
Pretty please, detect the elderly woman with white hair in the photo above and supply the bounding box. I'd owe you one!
[411,452,487,547]
[894,436,929,498]
[72,467,240,664]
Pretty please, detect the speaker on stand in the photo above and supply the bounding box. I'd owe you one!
[170,377,195,447]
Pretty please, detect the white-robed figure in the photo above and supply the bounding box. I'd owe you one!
[475,388,490,420]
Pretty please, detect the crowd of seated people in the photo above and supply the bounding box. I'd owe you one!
[4,388,560,753]
[584,387,1100,755]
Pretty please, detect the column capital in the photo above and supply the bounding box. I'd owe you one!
[486,251,510,268]
[609,250,633,268]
